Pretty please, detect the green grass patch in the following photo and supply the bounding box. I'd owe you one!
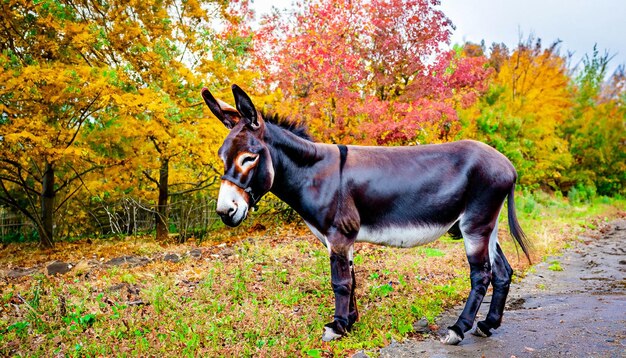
[420,247,446,257]
[548,260,564,271]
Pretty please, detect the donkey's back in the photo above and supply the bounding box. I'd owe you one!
[340,140,516,248]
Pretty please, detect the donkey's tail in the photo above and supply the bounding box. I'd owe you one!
[507,185,532,263]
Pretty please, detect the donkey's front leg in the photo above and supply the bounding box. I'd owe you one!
[347,260,359,330]
[322,245,354,342]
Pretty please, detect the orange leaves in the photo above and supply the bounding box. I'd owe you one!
[1,62,113,167]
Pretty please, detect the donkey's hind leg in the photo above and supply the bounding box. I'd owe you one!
[441,214,497,345]
[473,243,513,338]
[441,236,492,344]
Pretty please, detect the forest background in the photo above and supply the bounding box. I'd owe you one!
[2,0,626,356]
[0,0,624,247]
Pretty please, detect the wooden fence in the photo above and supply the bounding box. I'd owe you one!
[1,195,220,242]
[0,208,35,239]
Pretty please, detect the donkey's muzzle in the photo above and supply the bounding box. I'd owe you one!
[217,209,240,227]
[217,180,249,227]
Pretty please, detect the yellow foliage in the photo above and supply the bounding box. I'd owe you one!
[460,43,575,189]
[0,0,256,243]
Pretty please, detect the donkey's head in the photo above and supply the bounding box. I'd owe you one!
[202,85,274,227]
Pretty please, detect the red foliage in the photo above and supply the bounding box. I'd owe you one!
[365,50,492,144]
[253,0,492,145]
[366,0,453,100]
[359,98,458,145]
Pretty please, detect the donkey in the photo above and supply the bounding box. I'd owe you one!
[201,85,531,345]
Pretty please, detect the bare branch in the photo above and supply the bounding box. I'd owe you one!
[0,175,40,196]
[170,176,218,196]
[66,92,102,149]
[149,136,163,155]
[0,178,39,225]
[142,170,161,187]
[54,183,84,213]
[55,165,102,194]
[0,158,41,183]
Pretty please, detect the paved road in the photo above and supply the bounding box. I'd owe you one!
[379,219,626,358]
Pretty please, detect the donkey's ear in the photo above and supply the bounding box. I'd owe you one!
[201,87,240,129]
[232,84,261,130]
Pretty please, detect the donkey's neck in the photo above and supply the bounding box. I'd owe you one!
[265,123,321,164]
[265,124,340,226]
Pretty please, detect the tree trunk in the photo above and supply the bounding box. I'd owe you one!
[155,158,169,241]
[40,162,55,248]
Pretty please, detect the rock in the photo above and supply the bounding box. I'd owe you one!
[127,299,147,306]
[4,267,39,279]
[189,248,203,259]
[105,255,150,267]
[72,260,92,275]
[413,318,431,333]
[351,351,370,358]
[164,253,181,263]
[108,283,127,292]
[218,247,235,258]
[47,261,72,276]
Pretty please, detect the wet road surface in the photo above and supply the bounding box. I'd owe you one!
[379,219,626,358]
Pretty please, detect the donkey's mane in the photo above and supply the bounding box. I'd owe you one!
[262,111,314,142]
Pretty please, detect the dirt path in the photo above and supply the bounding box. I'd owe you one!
[379,219,626,358]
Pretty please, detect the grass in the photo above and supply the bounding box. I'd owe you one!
[0,193,624,357]
[548,260,564,271]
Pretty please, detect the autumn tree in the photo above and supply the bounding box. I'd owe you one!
[254,0,368,142]
[0,0,124,247]
[460,39,574,189]
[361,47,492,145]
[75,0,257,241]
[561,49,626,195]
[74,0,251,240]
[365,0,453,101]
[254,0,490,146]
[0,0,255,244]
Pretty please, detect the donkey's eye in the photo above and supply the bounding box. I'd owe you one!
[238,153,259,169]
[242,155,257,165]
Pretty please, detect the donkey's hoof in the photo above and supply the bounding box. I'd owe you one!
[472,326,489,338]
[472,321,492,338]
[322,326,343,342]
[440,329,463,345]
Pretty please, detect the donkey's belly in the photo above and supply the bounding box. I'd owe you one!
[356,223,454,248]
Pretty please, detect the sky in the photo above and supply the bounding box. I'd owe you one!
[251,0,626,76]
